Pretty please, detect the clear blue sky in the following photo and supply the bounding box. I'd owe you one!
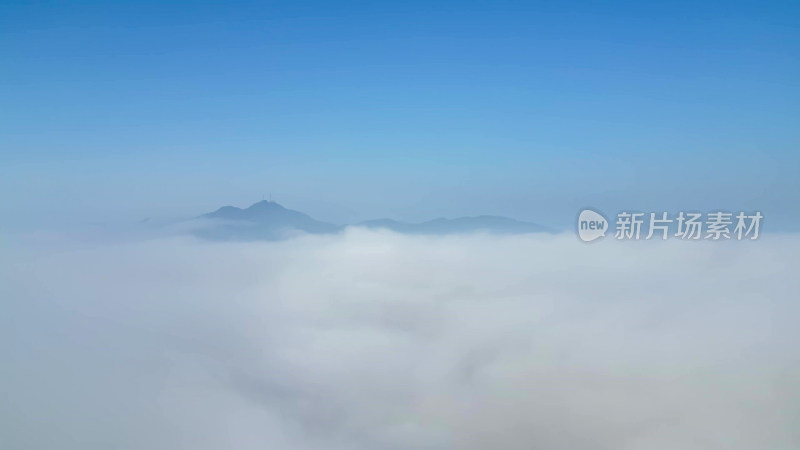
[2,0,798,229]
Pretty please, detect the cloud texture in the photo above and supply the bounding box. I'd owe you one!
[2,230,799,449]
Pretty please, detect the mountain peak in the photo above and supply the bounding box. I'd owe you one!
[246,200,285,210]
[197,200,340,240]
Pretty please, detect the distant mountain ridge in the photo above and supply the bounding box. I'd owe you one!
[192,200,547,240]
[359,216,548,234]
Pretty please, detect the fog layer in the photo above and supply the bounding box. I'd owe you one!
[2,230,799,449]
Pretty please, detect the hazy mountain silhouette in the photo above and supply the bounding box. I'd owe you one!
[359,216,548,235]
[191,201,547,240]
[194,200,341,240]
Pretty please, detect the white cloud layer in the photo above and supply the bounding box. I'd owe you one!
[2,230,799,449]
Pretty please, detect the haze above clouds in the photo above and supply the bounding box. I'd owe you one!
[2,230,799,449]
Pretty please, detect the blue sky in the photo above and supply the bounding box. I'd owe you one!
[2,0,798,229]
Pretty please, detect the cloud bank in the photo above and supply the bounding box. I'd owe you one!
[2,230,799,449]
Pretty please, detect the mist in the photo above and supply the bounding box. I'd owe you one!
[2,230,799,449]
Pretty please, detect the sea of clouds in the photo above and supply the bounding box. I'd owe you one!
[2,229,799,449]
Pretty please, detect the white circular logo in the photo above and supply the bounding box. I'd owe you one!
[577,209,607,242]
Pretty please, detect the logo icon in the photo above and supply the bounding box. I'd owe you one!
[577,209,607,242]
